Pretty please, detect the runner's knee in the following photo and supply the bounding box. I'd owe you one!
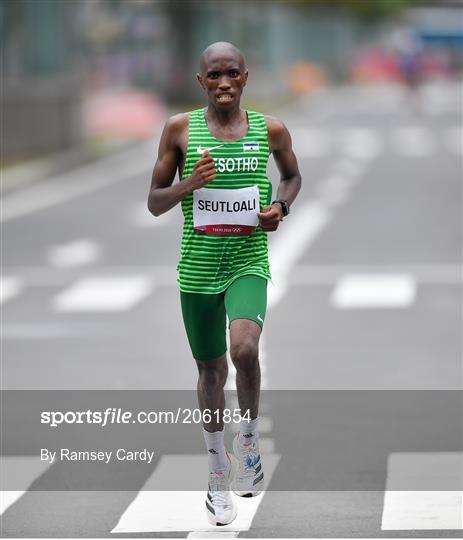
[230,340,259,373]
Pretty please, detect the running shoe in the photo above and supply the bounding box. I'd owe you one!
[232,433,264,497]
[205,453,238,526]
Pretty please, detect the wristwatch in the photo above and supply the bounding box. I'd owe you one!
[272,199,290,217]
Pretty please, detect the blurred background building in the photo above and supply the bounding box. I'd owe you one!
[1,0,462,162]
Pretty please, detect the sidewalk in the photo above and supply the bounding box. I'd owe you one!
[2,87,167,195]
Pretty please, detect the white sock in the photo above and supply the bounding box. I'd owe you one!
[203,428,228,472]
[239,416,259,446]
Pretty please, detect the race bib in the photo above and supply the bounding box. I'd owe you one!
[193,186,260,236]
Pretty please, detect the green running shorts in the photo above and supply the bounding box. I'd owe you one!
[180,275,267,361]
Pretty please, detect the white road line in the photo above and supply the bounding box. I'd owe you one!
[0,277,23,304]
[258,416,273,434]
[292,264,462,285]
[257,416,273,434]
[3,265,178,286]
[316,185,350,208]
[128,202,177,228]
[52,275,154,312]
[382,492,463,530]
[320,175,356,191]
[268,200,331,308]
[0,457,51,514]
[331,274,416,309]
[1,140,154,223]
[316,175,354,208]
[257,437,275,453]
[332,157,368,177]
[381,452,463,530]
[46,239,101,268]
[290,128,331,158]
[111,454,280,534]
[4,264,459,290]
[392,127,435,157]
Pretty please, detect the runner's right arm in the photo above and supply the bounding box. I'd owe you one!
[148,116,216,216]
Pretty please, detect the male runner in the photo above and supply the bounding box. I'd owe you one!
[148,42,301,526]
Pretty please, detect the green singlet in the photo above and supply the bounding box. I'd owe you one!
[177,108,272,294]
[177,108,272,361]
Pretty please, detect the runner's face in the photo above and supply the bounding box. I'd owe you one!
[198,56,248,108]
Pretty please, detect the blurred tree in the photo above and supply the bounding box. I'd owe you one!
[1,0,76,76]
[288,0,414,20]
[164,0,198,103]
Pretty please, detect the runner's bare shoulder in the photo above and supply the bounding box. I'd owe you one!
[264,115,288,152]
[162,112,189,150]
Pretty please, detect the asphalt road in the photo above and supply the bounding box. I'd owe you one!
[1,81,462,537]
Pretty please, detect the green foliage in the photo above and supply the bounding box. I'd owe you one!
[287,0,414,19]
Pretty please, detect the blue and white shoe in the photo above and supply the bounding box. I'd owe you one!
[232,433,264,497]
[205,453,238,526]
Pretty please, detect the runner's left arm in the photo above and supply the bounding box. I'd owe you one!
[148,115,217,217]
[257,117,301,231]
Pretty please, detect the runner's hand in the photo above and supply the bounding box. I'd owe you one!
[257,204,283,231]
[187,150,216,191]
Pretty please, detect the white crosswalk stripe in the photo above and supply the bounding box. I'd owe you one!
[1,457,51,515]
[52,275,154,312]
[3,265,459,316]
[331,274,416,309]
[285,126,461,159]
[111,454,280,534]
[340,128,383,159]
[0,277,23,305]
[381,452,463,530]
[290,127,331,158]
[392,127,435,156]
[46,239,101,268]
